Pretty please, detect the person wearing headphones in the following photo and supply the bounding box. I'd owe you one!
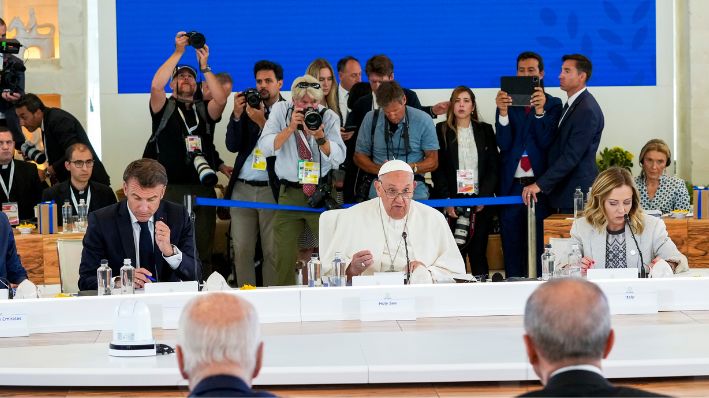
[635,139,690,215]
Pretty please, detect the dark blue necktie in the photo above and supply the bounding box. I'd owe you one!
[138,221,155,277]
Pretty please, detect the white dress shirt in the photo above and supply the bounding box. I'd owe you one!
[338,83,349,123]
[126,206,182,270]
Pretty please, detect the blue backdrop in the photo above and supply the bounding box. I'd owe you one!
[116,0,656,94]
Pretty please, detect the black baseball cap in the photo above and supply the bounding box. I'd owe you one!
[173,64,197,79]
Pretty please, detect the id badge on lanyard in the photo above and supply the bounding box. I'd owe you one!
[1,202,19,225]
[456,169,478,194]
[178,107,202,153]
[251,148,267,171]
[298,160,320,184]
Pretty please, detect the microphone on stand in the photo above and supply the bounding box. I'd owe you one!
[184,194,202,289]
[402,231,411,285]
[625,213,646,278]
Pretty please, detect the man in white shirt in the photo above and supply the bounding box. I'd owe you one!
[520,278,665,397]
[336,55,362,135]
[320,160,465,284]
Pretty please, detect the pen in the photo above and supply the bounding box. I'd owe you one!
[146,275,157,282]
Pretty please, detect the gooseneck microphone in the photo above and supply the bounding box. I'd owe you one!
[625,214,646,278]
[184,194,202,289]
[402,231,411,285]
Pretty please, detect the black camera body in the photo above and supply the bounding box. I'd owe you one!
[300,107,323,130]
[0,41,25,94]
[0,39,21,55]
[307,171,341,210]
[243,88,261,109]
[184,31,206,49]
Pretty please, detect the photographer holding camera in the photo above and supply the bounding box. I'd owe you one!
[258,75,345,286]
[224,60,285,287]
[0,18,26,149]
[146,31,228,280]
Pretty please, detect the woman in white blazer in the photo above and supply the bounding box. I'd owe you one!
[570,167,688,274]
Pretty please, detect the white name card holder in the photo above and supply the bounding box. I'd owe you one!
[360,292,415,321]
[603,284,659,314]
[352,272,405,286]
[144,281,199,294]
[587,268,639,280]
[0,313,29,337]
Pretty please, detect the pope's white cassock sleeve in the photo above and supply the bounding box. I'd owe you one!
[319,198,466,283]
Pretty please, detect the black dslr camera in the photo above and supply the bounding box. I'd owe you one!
[307,171,341,210]
[242,88,261,109]
[184,31,206,49]
[299,107,323,130]
[0,39,25,94]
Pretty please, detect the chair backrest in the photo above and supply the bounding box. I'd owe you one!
[318,209,343,259]
[57,239,84,294]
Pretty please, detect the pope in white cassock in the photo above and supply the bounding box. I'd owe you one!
[319,160,466,283]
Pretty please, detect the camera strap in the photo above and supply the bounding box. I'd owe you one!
[384,108,410,162]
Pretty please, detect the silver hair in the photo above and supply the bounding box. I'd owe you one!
[524,278,611,363]
[177,293,261,376]
[290,74,324,103]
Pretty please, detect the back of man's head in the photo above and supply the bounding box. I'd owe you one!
[375,81,405,109]
[177,293,262,385]
[524,278,611,364]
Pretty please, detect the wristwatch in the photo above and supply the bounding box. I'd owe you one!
[316,137,327,146]
[200,65,212,73]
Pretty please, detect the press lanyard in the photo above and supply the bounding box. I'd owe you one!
[177,106,199,135]
[70,185,91,213]
[0,161,14,200]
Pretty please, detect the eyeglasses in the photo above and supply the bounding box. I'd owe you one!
[383,188,413,200]
[69,159,94,168]
[296,82,321,89]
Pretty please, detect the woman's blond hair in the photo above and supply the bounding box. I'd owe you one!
[584,167,644,234]
[290,74,324,103]
[305,59,340,118]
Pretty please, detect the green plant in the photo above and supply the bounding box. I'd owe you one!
[596,146,634,172]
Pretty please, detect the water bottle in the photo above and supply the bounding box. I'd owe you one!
[568,244,582,277]
[586,187,592,206]
[307,254,322,287]
[62,200,73,233]
[97,259,112,296]
[76,199,88,232]
[573,187,584,219]
[120,258,135,294]
[541,244,556,281]
[329,252,346,287]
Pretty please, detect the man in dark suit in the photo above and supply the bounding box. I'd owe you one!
[78,159,198,291]
[496,52,563,278]
[0,128,42,223]
[343,54,448,202]
[520,278,666,397]
[177,293,274,397]
[15,93,111,186]
[0,212,27,286]
[41,143,116,225]
[523,54,604,213]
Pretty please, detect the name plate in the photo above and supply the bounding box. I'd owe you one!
[587,268,639,280]
[161,305,183,329]
[0,313,29,337]
[360,293,415,321]
[604,285,659,314]
[352,272,405,286]
[144,281,199,294]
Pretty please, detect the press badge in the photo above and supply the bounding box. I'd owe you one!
[298,160,320,184]
[251,148,267,171]
[185,135,203,152]
[1,202,19,226]
[456,170,478,194]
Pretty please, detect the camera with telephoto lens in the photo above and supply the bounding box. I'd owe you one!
[189,150,217,187]
[20,141,46,164]
[300,107,323,130]
[453,207,472,247]
[0,40,25,94]
[184,31,206,49]
[307,171,341,210]
[0,39,21,55]
[242,88,261,109]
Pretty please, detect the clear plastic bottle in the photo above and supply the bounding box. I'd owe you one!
[541,244,556,281]
[568,244,582,277]
[586,187,592,206]
[330,251,346,287]
[76,199,88,232]
[120,258,135,294]
[62,200,73,233]
[97,259,112,296]
[573,187,584,219]
[307,254,322,287]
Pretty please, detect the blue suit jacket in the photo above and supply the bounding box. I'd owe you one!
[78,200,199,291]
[190,375,275,397]
[496,93,562,195]
[0,212,27,285]
[536,89,604,209]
